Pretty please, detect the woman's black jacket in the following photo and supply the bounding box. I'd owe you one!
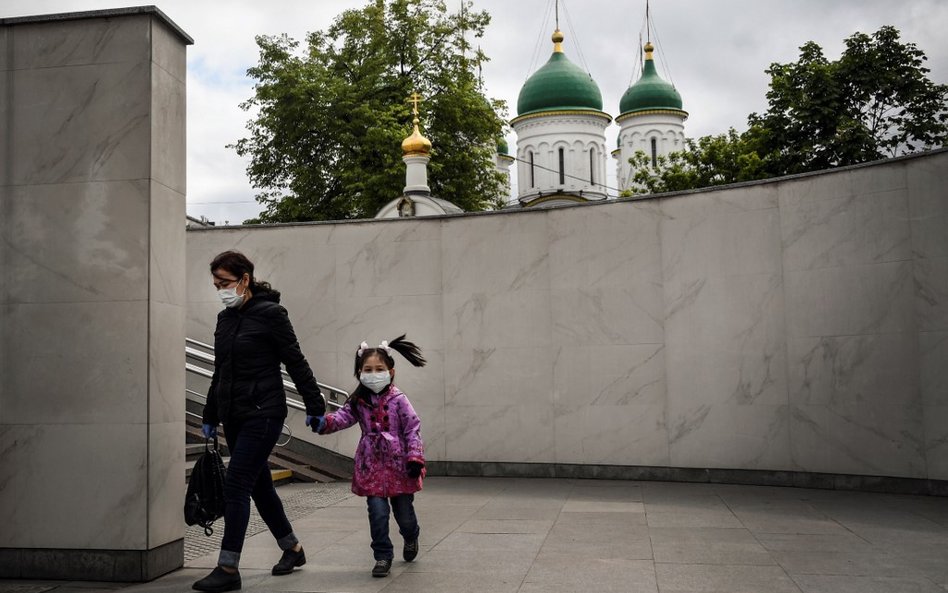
[202,290,325,426]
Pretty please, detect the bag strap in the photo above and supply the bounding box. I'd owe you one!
[204,435,220,453]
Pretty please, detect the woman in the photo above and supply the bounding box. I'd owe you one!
[194,250,325,593]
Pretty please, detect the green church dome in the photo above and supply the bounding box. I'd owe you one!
[517,30,603,116]
[619,42,683,115]
[496,137,509,155]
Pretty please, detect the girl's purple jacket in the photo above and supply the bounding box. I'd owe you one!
[321,384,426,497]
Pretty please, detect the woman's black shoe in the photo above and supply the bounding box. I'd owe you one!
[371,559,392,577]
[272,546,306,575]
[193,566,241,592]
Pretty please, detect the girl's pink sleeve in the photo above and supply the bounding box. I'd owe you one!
[399,396,425,463]
[322,403,358,434]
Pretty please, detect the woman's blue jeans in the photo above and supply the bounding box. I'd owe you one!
[219,417,298,567]
[366,494,420,561]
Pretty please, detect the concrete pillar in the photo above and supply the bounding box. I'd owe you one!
[0,7,191,581]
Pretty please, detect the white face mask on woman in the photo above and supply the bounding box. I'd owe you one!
[360,371,391,393]
[218,286,246,308]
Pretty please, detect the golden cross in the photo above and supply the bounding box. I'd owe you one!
[408,92,423,117]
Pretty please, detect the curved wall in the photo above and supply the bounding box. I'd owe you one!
[187,150,948,481]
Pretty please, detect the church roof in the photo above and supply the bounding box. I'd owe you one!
[516,30,604,117]
[619,42,685,116]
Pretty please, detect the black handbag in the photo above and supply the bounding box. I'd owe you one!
[184,436,227,536]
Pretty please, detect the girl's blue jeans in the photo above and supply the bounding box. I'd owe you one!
[366,494,420,560]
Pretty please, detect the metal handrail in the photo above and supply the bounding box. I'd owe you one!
[186,338,349,405]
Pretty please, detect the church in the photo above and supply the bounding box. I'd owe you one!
[378,13,687,218]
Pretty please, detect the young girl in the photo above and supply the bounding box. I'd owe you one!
[313,335,426,578]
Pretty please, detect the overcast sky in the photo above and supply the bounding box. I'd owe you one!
[5,0,947,223]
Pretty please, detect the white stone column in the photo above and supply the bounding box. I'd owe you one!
[403,154,431,195]
[0,7,191,581]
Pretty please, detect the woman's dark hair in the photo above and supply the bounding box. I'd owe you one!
[209,250,273,293]
[349,334,426,407]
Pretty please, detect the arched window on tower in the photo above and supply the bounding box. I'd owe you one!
[650,137,657,168]
[589,148,595,185]
[558,147,565,185]
[529,151,535,188]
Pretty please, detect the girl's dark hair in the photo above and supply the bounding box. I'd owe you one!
[350,334,426,406]
[209,250,274,293]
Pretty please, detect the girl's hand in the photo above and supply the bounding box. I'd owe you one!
[406,461,424,478]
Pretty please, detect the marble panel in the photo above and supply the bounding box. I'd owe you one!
[551,286,664,346]
[240,225,336,303]
[2,301,148,425]
[150,182,186,307]
[150,62,186,195]
[335,294,443,354]
[332,217,441,244]
[916,257,948,332]
[547,200,662,292]
[151,15,187,83]
[665,274,788,407]
[445,405,555,463]
[777,169,855,210]
[11,16,149,69]
[441,212,549,295]
[780,188,911,272]
[2,181,149,304]
[443,289,551,350]
[661,204,782,280]
[667,403,791,470]
[9,61,150,185]
[662,182,779,220]
[790,403,925,477]
[784,261,915,338]
[787,333,920,408]
[553,402,668,466]
[923,405,948,481]
[921,331,948,407]
[851,159,909,196]
[0,423,147,549]
[335,236,441,298]
[552,344,665,408]
[444,347,553,408]
[186,301,221,345]
[907,153,948,259]
[0,26,10,71]
[149,301,185,424]
[147,421,184,548]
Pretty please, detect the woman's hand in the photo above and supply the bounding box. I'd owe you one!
[201,423,217,439]
[306,415,326,433]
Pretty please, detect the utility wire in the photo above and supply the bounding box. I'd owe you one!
[507,153,625,198]
[561,1,591,75]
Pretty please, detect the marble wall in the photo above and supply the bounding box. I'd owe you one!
[0,8,190,580]
[187,150,948,483]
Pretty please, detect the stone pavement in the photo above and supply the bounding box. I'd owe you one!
[3,476,948,593]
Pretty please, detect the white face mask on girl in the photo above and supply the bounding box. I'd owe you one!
[218,286,245,308]
[360,371,391,393]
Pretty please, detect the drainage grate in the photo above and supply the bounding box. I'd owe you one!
[184,481,353,561]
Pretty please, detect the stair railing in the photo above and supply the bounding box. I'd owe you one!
[185,338,348,446]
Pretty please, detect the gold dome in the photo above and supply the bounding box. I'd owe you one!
[402,92,432,156]
[401,118,432,156]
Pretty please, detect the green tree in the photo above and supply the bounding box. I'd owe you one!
[233,0,507,223]
[626,26,947,194]
[624,129,766,196]
[750,25,948,175]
